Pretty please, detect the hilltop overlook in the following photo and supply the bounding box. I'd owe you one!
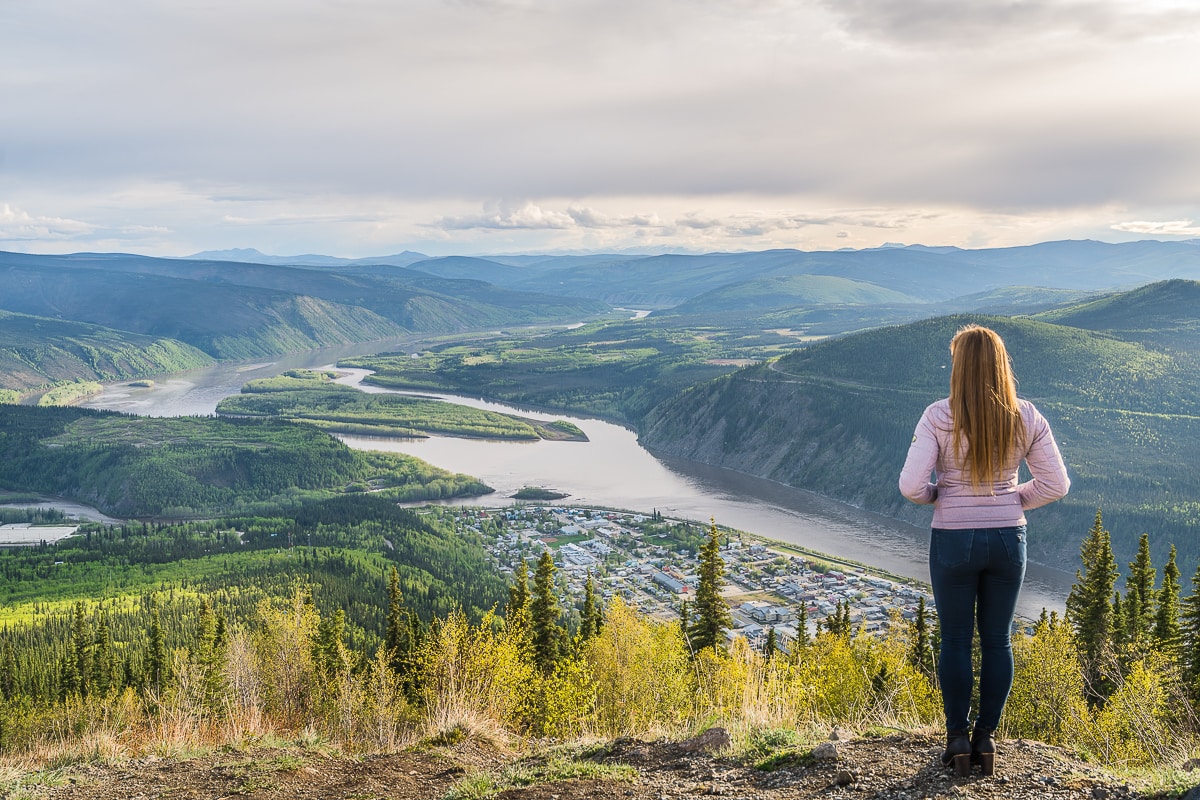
[29,731,1157,800]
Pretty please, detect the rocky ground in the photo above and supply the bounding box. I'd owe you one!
[25,730,1190,800]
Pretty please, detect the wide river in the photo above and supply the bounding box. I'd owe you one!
[83,339,1074,616]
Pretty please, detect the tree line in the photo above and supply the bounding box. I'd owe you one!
[0,509,1195,772]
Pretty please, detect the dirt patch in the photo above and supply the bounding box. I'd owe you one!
[38,747,487,800]
[35,733,1167,800]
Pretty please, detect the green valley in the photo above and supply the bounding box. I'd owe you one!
[343,318,797,423]
[2,258,1200,791]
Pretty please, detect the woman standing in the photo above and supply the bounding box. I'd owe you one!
[899,324,1069,777]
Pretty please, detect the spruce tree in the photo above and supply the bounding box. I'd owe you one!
[579,572,602,644]
[1124,532,1156,650]
[1153,544,1182,658]
[403,611,426,698]
[1065,510,1118,696]
[92,613,114,696]
[384,566,423,694]
[795,603,810,650]
[1181,560,1200,698]
[316,608,350,680]
[764,626,777,660]
[1111,591,1127,652]
[689,518,732,653]
[824,600,852,637]
[384,566,406,657]
[192,599,216,665]
[506,559,531,634]
[145,596,168,693]
[191,600,226,709]
[909,595,935,678]
[67,601,90,698]
[530,550,563,673]
[0,640,15,701]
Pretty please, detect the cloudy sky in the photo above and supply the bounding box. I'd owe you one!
[3,0,1200,257]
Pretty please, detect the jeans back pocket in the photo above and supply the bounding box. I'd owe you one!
[930,528,973,569]
[999,526,1027,567]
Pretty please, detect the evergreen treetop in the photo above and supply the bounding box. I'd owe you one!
[530,550,563,673]
[689,518,731,654]
[1066,510,1119,691]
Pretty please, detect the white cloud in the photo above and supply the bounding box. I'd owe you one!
[433,202,575,231]
[1111,220,1200,236]
[0,204,97,241]
[424,201,953,246]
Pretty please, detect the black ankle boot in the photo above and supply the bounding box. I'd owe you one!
[942,730,971,777]
[971,727,995,776]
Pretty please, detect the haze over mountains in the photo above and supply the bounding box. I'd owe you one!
[189,238,1200,303]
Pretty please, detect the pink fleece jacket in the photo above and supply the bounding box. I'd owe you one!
[898,398,1070,529]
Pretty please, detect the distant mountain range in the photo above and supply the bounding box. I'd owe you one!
[7,236,1200,397]
[187,248,432,268]
[197,238,1200,308]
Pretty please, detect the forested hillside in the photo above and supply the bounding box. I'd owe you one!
[1034,278,1200,350]
[0,405,491,517]
[0,252,607,381]
[662,274,919,315]
[0,259,404,360]
[640,286,1200,574]
[0,310,214,393]
[0,497,506,718]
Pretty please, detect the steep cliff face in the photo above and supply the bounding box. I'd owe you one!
[638,365,931,529]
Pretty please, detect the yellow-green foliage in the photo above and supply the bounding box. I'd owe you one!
[787,632,940,728]
[0,389,19,404]
[583,599,695,736]
[36,381,103,407]
[418,610,534,737]
[1007,620,1089,743]
[250,592,321,728]
[1074,654,1189,769]
[525,657,597,738]
[1006,622,1191,770]
[1,581,1195,773]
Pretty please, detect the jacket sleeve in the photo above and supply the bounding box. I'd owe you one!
[899,406,939,505]
[1017,407,1070,510]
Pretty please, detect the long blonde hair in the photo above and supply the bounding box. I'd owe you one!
[949,324,1026,490]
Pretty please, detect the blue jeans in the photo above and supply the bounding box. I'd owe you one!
[928,526,1026,732]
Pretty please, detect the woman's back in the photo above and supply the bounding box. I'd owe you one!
[898,397,1069,529]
